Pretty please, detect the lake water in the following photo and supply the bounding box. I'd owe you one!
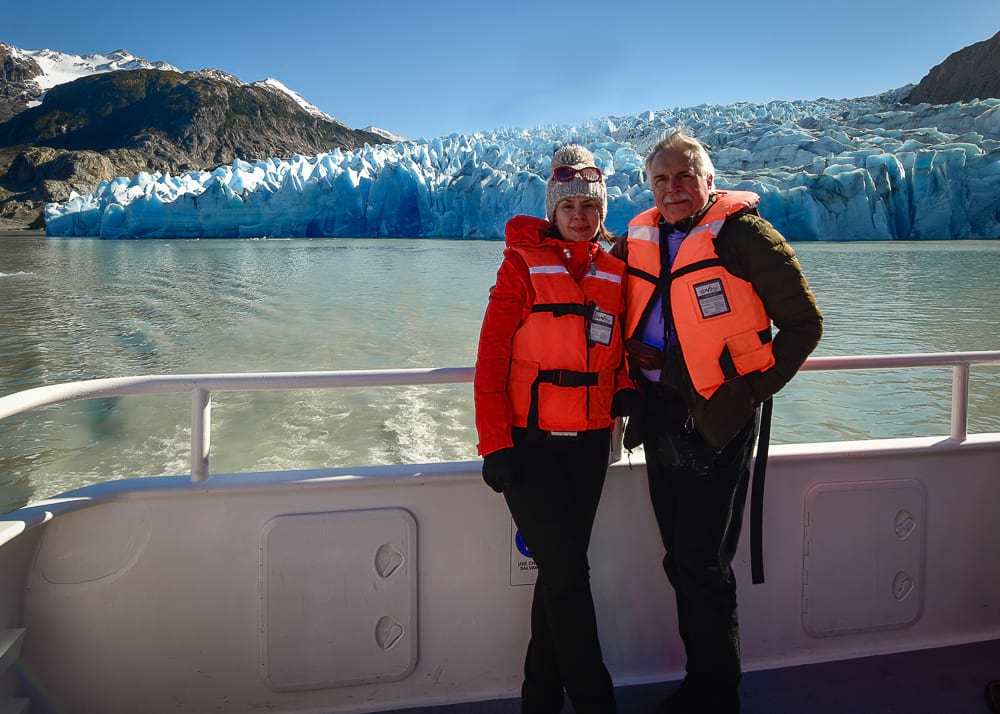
[1,236,999,514]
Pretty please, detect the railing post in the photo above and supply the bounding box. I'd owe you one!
[951,364,970,442]
[191,388,211,482]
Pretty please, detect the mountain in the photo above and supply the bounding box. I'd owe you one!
[253,78,338,122]
[363,125,406,143]
[0,44,392,228]
[0,44,178,121]
[906,31,1000,104]
[0,45,43,123]
[0,69,386,166]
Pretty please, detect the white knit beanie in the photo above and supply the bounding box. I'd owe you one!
[545,144,608,222]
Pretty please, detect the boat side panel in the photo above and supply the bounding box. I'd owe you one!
[13,440,1000,714]
[0,527,41,701]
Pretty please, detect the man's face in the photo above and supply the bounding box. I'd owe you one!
[648,149,713,224]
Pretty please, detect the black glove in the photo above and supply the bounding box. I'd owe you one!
[611,388,642,418]
[651,431,716,476]
[691,377,757,451]
[482,447,517,493]
[623,408,644,451]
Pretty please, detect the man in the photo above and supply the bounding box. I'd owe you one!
[613,129,822,713]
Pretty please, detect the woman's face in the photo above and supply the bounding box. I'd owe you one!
[554,196,602,242]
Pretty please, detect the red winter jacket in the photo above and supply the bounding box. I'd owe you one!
[474,215,633,456]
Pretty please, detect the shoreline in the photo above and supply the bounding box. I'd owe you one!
[0,229,44,237]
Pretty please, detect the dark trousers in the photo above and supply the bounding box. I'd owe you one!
[642,403,759,688]
[503,428,616,714]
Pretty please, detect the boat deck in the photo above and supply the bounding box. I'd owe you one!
[400,639,1000,714]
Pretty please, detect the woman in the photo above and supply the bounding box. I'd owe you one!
[474,144,636,714]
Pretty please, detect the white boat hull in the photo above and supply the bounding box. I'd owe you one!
[2,434,998,713]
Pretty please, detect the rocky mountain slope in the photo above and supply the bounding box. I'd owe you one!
[906,30,1000,104]
[0,44,389,228]
[0,45,178,122]
[0,69,385,166]
[0,45,43,123]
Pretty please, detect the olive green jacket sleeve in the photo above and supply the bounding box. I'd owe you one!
[715,213,823,402]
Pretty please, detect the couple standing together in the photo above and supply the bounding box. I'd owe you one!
[473,130,823,713]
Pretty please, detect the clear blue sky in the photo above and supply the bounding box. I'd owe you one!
[5,0,999,139]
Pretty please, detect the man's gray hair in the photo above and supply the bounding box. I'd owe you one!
[645,128,715,186]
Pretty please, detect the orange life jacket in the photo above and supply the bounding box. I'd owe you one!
[507,244,626,433]
[624,191,775,400]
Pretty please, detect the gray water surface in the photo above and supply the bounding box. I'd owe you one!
[1,237,998,513]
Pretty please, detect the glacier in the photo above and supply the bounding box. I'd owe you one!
[45,88,1000,240]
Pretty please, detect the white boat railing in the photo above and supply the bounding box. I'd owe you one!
[0,352,998,482]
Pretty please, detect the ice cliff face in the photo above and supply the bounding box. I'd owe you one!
[45,89,1000,240]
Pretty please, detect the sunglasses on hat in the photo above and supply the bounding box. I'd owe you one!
[552,165,603,183]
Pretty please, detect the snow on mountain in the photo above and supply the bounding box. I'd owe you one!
[189,68,244,86]
[363,126,407,143]
[253,78,340,124]
[45,90,1000,241]
[4,45,364,134]
[21,47,178,100]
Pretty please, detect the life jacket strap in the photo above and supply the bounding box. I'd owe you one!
[525,369,602,437]
[719,345,739,382]
[536,369,600,387]
[670,257,723,280]
[626,266,658,284]
[719,331,774,382]
[531,303,591,318]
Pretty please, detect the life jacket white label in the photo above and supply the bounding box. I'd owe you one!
[589,307,615,346]
[693,278,731,319]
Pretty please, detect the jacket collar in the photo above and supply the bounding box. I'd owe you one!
[505,215,599,258]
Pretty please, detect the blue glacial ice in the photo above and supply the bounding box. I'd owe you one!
[45,89,1000,240]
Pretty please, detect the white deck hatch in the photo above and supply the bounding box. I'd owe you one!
[802,479,926,636]
[260,508,418,691]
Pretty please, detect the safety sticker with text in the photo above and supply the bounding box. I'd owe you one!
[588,308,614,346]
[693,279,731,319]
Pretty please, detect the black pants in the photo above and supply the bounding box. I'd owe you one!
[642,402,759,688]
[503,427,616,714]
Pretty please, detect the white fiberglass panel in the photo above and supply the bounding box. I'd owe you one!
[37,501,151,585]
[260,508,417,691]
[802,479,926,637]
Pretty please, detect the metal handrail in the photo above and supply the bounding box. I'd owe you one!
[0,353,998,482]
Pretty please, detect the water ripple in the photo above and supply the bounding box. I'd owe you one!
[0,237,998,512]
